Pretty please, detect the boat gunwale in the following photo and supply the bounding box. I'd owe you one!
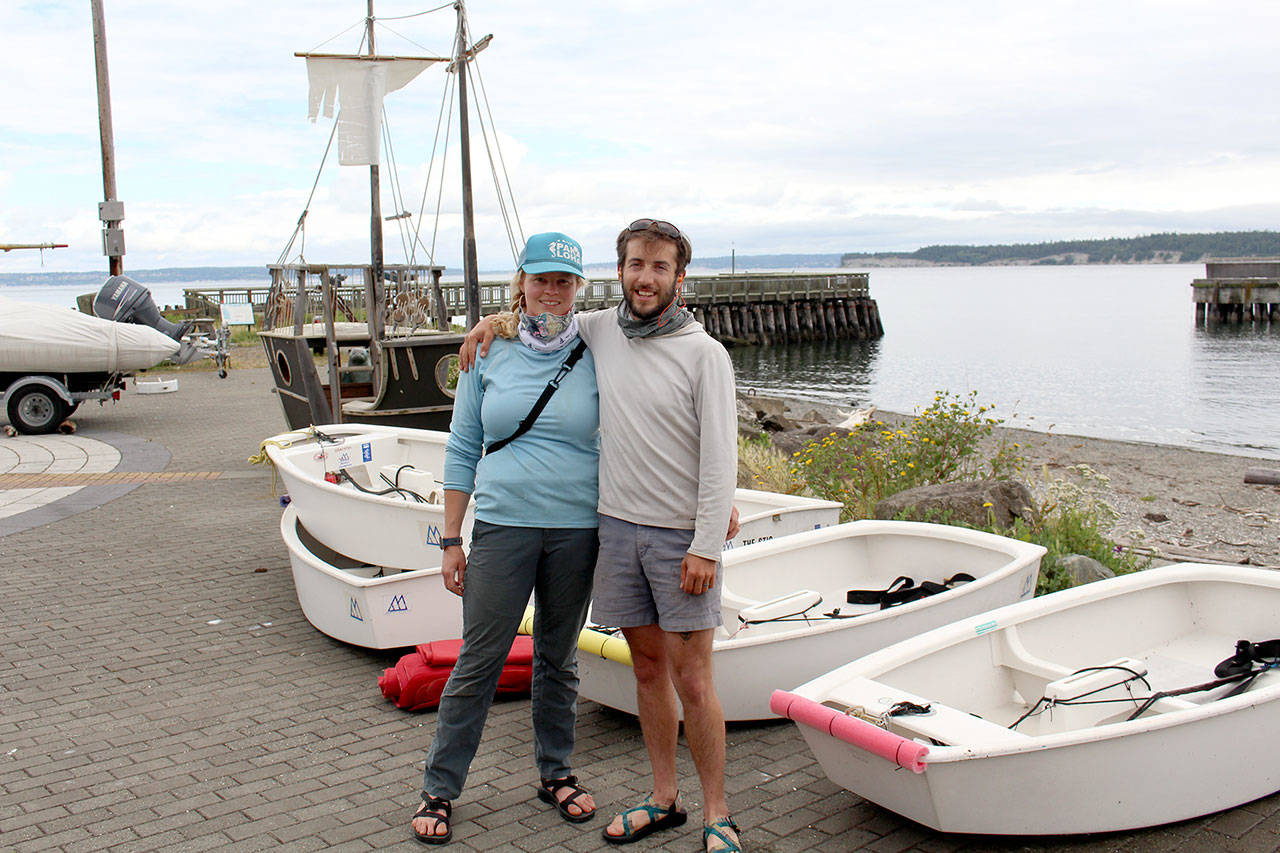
[280,503,444,589]
[712,520,1045,651]
[265,423,451,511]
[794,563,1280,764]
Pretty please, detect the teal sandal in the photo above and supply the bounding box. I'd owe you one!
[703,817,742,852]
[601,793,688,845]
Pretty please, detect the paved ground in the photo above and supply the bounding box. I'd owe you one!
[3,367,1280,852]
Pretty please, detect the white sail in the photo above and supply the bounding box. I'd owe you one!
[305,56,440,166]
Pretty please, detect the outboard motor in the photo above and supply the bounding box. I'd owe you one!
[93,275,192,341]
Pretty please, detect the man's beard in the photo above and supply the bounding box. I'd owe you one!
[625,284,673,320]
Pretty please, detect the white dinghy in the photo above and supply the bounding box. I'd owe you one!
[772,563,1280,835]
[263,424,467,571]
[279,504,461,648]
[723,489,842,551]
[263,426,842,572]
[578,521,1045,722]
[264,425,843,647]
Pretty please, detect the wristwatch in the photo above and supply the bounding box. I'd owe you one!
[439,537,464,549]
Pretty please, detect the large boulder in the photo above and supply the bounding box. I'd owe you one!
[1059,554,1115,586]
[873,480,1037,529]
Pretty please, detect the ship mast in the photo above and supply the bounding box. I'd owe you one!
[366,1,386,332]
[455,1,481,328]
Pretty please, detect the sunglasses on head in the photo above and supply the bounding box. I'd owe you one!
[626,218,691,255]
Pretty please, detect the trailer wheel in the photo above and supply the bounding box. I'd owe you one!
[6,386,68,435]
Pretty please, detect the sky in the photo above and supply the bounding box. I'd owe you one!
[3,0,1279,274]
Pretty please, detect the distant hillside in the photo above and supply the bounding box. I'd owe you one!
[584,253,846,273]
[841,231,1280,267]
[0,266,269,288]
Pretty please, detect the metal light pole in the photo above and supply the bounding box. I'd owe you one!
[91,0,124,276]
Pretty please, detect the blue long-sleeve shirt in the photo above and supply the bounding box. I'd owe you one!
[443,337,599,528]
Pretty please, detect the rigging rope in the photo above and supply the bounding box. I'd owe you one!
[381,110,414,265]
[376,3,454,22]
[281,5,527,288]
[276,30,369,266]
[408,61,455,267]
[376,20,448,56]
[303,17,369,55]
[468,52,524,261]
[276,93,340,267]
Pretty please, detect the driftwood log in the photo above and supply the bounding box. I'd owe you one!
[1244,468,1280,486]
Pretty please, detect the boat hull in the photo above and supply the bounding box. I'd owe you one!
[786,564,1280,834]
[797,697,1280,833]
[266,423,471,571]
[578,520,1044,721]
[260,327,460,431]
[721,488,841,551]
[280,504,462,648]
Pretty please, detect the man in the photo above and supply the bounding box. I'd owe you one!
[464,219,741,852]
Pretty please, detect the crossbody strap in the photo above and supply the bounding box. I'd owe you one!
[485,339,588,455]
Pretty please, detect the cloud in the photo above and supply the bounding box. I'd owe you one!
[5,0,1280,273]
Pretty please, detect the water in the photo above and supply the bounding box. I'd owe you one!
[730,263,1280,460]
[7,264,1278,458]
[0,278,264,311]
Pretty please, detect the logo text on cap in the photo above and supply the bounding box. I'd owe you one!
[547,240,581,265]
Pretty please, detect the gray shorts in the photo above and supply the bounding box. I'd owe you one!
[590,514,723,633]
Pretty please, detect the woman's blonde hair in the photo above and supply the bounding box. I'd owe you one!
[495,269,586,338]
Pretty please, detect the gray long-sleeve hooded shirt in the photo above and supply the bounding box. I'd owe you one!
[578,309,738,560]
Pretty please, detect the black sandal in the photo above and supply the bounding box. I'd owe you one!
[411,796,452,845]
[537,774,596,823]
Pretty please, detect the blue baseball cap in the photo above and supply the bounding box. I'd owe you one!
[518,232,584,277]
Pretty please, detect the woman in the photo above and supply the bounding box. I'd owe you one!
[412,232,599,845]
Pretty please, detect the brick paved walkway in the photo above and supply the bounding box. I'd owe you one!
[3,368,1279,851]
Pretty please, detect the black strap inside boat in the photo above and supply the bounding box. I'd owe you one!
[1120,637,1280,717]
[846,573,975,609]
[1006,639,1280,729]
[336,467,428,503]
[485,339,587,455]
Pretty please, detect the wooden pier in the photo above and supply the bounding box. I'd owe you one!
[1192,258,1280,326]
[186,268,883,346]
[578,272,882,345]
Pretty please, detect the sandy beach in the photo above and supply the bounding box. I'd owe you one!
[746,394,1280,570]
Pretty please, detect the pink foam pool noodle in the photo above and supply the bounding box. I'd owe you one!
[770,690,929,773]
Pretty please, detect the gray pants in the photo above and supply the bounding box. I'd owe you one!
[421,521,597,801]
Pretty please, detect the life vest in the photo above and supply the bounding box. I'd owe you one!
[378,636,534,712]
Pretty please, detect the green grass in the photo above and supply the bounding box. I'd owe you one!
[751,391,1147,595]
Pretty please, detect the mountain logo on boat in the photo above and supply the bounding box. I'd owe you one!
[387,594,408,613]
[350,597,364,621]
[423,524,441,547]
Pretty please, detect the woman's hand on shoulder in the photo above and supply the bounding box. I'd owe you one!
[458,315,505,370]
